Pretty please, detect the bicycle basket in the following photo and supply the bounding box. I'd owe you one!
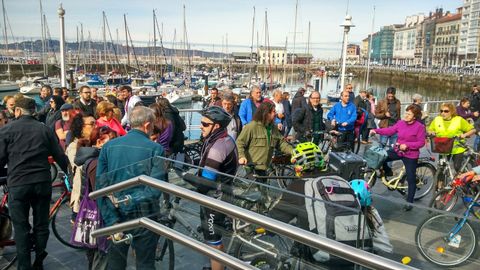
[430,137,454,154]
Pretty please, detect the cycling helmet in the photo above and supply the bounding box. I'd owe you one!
[349,179,372,207]
[201,106,232,128]
[291,142,325,173]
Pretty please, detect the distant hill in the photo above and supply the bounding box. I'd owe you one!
[0,39,228,59]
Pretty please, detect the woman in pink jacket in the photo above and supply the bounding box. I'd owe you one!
[371,104,426,210]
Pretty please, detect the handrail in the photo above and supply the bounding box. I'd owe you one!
[91,217,256,270]
[90,175,418,270]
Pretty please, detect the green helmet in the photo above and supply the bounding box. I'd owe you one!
[291,142,325,171]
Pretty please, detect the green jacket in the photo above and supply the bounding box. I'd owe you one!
[236,120,293,171]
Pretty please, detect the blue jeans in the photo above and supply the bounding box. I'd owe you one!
[474,136,480,152]
[379,134,398,147]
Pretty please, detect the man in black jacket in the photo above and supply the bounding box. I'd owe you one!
[74,85,97,117]
[468,84,480,118]
[292,91,325,145]
[0,97,69,270]
[291,87,307,114]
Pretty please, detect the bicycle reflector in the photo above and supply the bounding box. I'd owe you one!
[291,142,325,172]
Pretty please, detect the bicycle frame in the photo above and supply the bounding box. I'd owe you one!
[445,191,480,243]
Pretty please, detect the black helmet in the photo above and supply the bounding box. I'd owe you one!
[201,106,232,128]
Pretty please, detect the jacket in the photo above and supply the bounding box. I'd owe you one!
[326,102,357,131]
[291,92,307,114]
[239,97,277,126]
[282,99,292,128]
[0,116,68,187]
[292,103,325,140]
[164,104,186,153]
[375,98,401,128]
[96,129,165,226]
[74,98,97,117]
[374,120,426,159]
[236,120,293,171]
[428,116,474,155]
[469,92,480,113]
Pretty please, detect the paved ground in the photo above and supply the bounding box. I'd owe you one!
[1,142,480,270]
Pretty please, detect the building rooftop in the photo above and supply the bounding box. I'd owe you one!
[436,13,462,24]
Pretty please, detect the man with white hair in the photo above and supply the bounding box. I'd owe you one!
[272,89,284,131]
[96,106,165,270]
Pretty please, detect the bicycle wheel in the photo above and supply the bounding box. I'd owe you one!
[404,163,435,200]
[155,236,175,270]
[416,214,477,267]
[50,163,58,182]
[363,168,377,188]
[0,211,17,270]
[430,189,458,212]
[50,198,83,249]
[184,143,202,166]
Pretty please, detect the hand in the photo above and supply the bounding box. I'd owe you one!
[460,133,467,139]
[238,157,247,165]
[370,130,376,135]
[385,111,391,118]
[277,123,283,130]
[399,144,408,151]
[112,232,124,241]
[341,122,348,127]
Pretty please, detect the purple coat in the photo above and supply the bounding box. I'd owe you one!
[374,120,426,159]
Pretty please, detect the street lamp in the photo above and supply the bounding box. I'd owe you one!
[340,15,355,91]
[58,4,66,87]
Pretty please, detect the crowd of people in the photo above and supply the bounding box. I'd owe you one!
[1,81,480,269]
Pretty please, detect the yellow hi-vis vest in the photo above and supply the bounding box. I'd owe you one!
[429,116,468,155]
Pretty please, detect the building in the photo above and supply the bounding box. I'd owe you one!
[232,52,258,63]
[287,53,313,64]
[346,44,360,64]
[458,0,480,66]
[415,9,444,66]
[371,25,399,65]
[432,9,462,67]
[393,14,425,66]
[361,36,370,64]
[258,46,286,65]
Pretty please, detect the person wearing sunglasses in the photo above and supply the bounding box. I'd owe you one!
[45,95,65,131]
[196,106,237,270]
[237,102,293,173]
[428,102,476,172]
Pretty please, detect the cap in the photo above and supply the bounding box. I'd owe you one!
[60,103,74,111]
[15,97,36,111]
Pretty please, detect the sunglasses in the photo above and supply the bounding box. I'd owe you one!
[201,121,214,127]
[440,110,450,113]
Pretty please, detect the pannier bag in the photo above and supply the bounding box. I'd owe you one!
[363,143,388,169]
[304,175,372,262]
[328,152,367,180]
[431,137,454,154]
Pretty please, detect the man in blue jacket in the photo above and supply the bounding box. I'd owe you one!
[327,91,357,151]
[239,86,268,126]
[96,106,165,270]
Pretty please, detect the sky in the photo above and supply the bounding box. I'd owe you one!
[3,0,461,59]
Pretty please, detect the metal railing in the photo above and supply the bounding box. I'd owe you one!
[90,175,418,270]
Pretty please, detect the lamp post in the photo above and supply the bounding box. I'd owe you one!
[58,4,66,87]
[340,15,354,92]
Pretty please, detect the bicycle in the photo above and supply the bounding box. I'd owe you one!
[430,172,480,218]
[431,136,480,192]
[109,172,291,270]
[363,143,436,200]
[0,174,76,270]
[416,187,480,267]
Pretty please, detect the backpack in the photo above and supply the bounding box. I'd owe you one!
[304,175,373,263]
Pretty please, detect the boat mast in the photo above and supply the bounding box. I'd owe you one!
[305,21,310,88]
[249,6,255,86]
[283,36,288,85]
[39,0,46,77]
[103,11,108,75]
[290,0,298,87]
[153,9,157,80]
[365,6,375,90]
[2,0,10,80]
[124,14,130,68]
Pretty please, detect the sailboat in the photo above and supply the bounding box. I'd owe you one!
[0,0,19,93]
